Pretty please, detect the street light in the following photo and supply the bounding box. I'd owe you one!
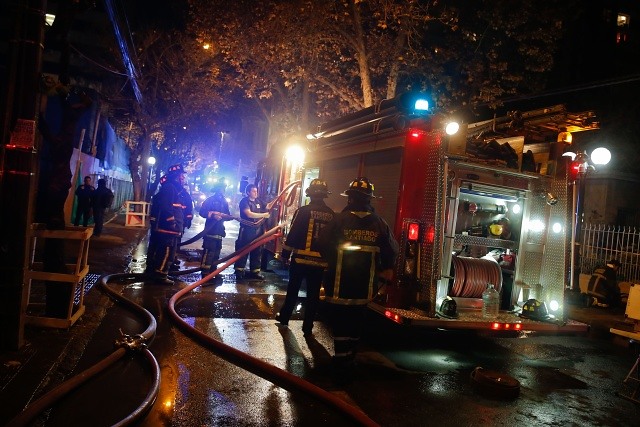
[147,156,156,198]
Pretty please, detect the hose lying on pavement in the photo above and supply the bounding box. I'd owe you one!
[168,225,380,427]
[6,274,161,427]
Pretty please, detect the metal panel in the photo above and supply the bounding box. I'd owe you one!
[362,149,402,226]
[316,155,359,213]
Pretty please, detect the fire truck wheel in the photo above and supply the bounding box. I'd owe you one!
[470,366,520,400]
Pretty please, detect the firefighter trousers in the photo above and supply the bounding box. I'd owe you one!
[328,304,367,366]
[201,235,222,273]
[277,261,323,333]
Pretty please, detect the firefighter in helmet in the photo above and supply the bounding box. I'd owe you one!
[145,165,185,285]
[275,179,336,336]
[318,177,399,382]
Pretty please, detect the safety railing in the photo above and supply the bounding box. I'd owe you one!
[580,223,640,283]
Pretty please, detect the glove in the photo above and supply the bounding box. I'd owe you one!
[185,218,192,229]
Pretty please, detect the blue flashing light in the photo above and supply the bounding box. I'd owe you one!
[414,99,429,112]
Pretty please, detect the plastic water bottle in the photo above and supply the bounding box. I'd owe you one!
[482,283,500,319]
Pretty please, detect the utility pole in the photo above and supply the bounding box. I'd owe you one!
[0,0,47,350]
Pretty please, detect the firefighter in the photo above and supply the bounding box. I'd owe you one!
[199,181,231,282]
[169,179,194,272]
[233,183,270,280]
[275,179,335,336]
[586,259,622,308]
[318,177,399,381]
[145,165,185,285]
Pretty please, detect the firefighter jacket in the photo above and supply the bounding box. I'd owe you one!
[318,202,399,305]
[149,180,183,236]
[199,193,231,238]
[281,199,335,268]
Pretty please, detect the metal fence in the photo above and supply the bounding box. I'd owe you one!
[580,223,640,283]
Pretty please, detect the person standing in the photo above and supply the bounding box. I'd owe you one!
[91,178,114,237]
[318,177,399,381]
[200,181,232,282]
[145,165,185,285]
[73,176,94,227]
[234,183,270,280]
[587,259,622,308]
[275,179,335,336]
[170,181,194,272]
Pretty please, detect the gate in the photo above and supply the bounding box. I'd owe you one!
[580,223,640,283]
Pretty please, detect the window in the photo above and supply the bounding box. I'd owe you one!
[617,13,631,44]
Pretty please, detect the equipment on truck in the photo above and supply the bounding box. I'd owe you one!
[258,92,599,334]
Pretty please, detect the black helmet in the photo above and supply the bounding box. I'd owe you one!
[341,177,376,198]
[520,299,554,321]
[305,179,330,198]
[437,296,459,319]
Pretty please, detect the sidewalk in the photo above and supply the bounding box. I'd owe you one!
[0,213,148,424]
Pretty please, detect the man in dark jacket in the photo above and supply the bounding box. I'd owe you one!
[318,177,399,381]
[275,179,335,336]
[74,176,94,226]
[233,183,271,280]
[200,181,232,282]
[91,178,113,237]
[587,259,622,308]
[145,164,185,284]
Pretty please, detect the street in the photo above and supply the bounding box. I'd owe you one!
[14,215,640,426]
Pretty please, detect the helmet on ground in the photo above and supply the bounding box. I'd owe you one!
[305,179,330,198]
[520,298,554,321]
[437,296,459,319]
[341,177,376,198]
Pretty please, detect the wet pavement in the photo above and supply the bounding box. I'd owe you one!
[1,213,639,426]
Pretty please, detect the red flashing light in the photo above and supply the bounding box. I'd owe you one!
[568,161,581,181]
[407,128,424,142]
[489,322,522,331]
[408,223,420,241]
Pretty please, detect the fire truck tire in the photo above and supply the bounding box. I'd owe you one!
[470,366,520,400]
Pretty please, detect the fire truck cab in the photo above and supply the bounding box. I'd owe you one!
[258,92,599,334]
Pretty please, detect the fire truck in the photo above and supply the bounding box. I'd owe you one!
[258,92,599,334]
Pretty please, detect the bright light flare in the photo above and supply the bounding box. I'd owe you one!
[445,121,460,135]
[285,145,305,164]
[591,147,611,165]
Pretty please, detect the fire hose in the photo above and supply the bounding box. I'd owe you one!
[6,273,161,427]
[168,225,380,427]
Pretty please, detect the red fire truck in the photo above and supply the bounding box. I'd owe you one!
[258,93,599,333]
